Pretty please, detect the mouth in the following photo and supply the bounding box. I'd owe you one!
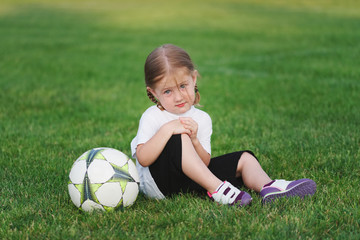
[176,103,186,108]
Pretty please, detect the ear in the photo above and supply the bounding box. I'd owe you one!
[147,86,158,99]
[192,70,198,85]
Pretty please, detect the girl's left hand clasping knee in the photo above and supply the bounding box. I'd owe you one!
[180,117,198,141]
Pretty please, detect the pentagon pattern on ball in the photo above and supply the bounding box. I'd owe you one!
[68,148,140,212]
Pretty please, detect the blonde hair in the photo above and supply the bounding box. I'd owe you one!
[144,44,200,110]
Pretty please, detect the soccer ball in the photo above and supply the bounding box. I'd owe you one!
[68,147,140,212]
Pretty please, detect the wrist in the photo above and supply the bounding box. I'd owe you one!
[159,124,175,138]
[191,137,200,146]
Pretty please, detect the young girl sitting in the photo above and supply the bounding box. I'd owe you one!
[131,44,316,207]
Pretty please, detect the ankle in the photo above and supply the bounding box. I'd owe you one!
[262,180,275,189]
[208,181,252,207]
[208,181,224,195]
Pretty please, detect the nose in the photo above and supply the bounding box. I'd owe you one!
[173,89,183,102]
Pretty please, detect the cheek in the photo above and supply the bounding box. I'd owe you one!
[159,95,171,105]
[186,88,196,98]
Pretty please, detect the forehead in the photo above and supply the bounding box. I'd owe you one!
[156,68,191,89]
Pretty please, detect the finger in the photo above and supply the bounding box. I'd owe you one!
[183,128,191,135]
[179,118,188,124]
[181,119,196,127]
[182,123,194,132]
[179,117,192,121]
[181,117,195,124]
[180,117,196,125]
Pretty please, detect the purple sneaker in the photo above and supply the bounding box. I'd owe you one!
[260,179,316,204]
[208,181,252,207]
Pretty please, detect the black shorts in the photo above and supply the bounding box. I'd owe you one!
[149,134,258,197]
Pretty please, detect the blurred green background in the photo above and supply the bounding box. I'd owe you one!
[1,0,359,239]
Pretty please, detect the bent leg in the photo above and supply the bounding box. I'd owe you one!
[180,134,223,193]
[236,152,272,192]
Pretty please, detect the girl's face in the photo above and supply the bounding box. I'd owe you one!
[147,68,197,115]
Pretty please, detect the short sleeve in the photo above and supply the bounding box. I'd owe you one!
[130,108,160,158]
[197,112,212,155]
[137,112,159,147]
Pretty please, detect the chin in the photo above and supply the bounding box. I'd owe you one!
[168,107,188,115]
[178,107,191,114]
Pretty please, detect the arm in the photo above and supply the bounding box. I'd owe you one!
[180,117,211,166]
[136,119,190,167]
[190,137,211,166]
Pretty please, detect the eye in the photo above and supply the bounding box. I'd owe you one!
[180,84,186,89]
[164,90,171,94]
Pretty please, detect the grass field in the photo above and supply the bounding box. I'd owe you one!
[1,0,359,239]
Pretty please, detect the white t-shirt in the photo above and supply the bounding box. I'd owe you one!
[131,105,212,199]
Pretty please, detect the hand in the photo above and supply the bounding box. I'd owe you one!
[163,119,191,135]
[179,117,198,141]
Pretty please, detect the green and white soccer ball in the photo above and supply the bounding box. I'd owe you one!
[68,147,140,212]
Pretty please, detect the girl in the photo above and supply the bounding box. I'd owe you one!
[131,44,316,207]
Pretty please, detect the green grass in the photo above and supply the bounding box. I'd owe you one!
[1,0,359,239]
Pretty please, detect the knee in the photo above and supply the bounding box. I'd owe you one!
[180,133,191,143]
[238,152,257,171]
[241,152,257,162]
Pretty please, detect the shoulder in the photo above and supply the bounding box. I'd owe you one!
[192,107,212,122]
[138,105,170,130]
[142,105,161,115]
[140,105,162,120]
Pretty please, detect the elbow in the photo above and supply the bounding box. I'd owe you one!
[136,153,150,167]
[135,145,149,167]
[135,151,151,167]
[135,144,157,167]
[137,158,150,167]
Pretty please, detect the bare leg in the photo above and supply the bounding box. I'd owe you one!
[180,134,222,193]
[236,152,272,192]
